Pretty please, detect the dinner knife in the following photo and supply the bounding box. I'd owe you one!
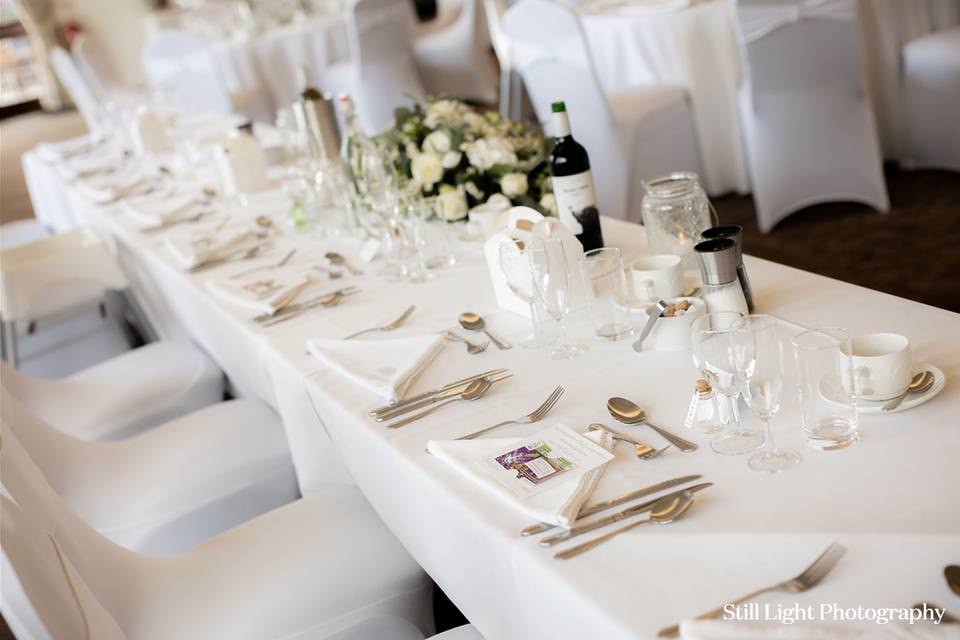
[520,474,703,537]
[539,482,713,547]
[368,369,508,418]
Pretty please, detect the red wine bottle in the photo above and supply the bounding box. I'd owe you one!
[548,101,604,251]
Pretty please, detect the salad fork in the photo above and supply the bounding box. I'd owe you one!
[441,331,489,354]
[456,385,564,440]
[656,542,847,637]
[344,305,415,339]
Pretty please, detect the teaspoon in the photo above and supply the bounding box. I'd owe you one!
[459,312,511,350]
[946,565,960,598]
[325,252,363,276]
[882,370,934,411]
[607,397,698,452]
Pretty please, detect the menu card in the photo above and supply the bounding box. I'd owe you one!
[480,425,613,499]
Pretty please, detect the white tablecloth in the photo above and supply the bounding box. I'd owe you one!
[21,146,960,639]
[578,0,960,195]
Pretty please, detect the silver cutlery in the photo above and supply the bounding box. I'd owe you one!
[633,300,667,352]
[385,377,496,429]
[882,370,934,411]
[313,264,343,280]
[266,277,313,316]
[230,249,297,279]
[325,251,363,275]
[442,331,489,354]
[588,423,663,459]
[555,491,694,560]
[520,474,703,537]
[456,385,564,440]
[458,312,511,350]
[142,209,212,234]
[607,397,698,452]
[344,305,415,339]
[912,603,959,624]
[369,369,509,418]
[374,371,513,422]
[189,245,265,273]
[539,483,713,547]
[253,286,358,324]
[656,542,847,638]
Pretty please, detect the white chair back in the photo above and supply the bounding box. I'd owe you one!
[0,227,128,322]
[504,0,626,218]
[70,33,121,102]
[48,47,101,133]
[141,29,234,115]
[346,0,425,133]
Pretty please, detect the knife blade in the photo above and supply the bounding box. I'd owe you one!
[368,369,509,418]
[520,474,703,537]
[539,482,713,547]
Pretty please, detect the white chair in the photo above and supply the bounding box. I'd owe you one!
[483,0,523,120]
[504,0,702,222]
[48,47,101,133]
[70,33,123,103]
[0,429,434,638]
[1,339,223,442]
[734,0,890,233]
[1,227,129,369]
[323,0,427,134]
[902,26,960,172]
[1,388,299,555]
[414,0,498,104]
[0,220,49,251]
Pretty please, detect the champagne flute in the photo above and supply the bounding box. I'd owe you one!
[499,242,555,349]
[691,311,764,455]
[529,239,587,359]
[733,314,801,473]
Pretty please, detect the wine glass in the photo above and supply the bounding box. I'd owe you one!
[529,239,587,359]
[499,242,555,349]
[733,314,801,473]
[691,311,764,455]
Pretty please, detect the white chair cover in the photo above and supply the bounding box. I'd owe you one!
[902,26,960,171]
[48,47,101,133]
[346,0,426,133]
[0,227,128,323]
[1,339,224,442]
[736,0,854,43]
[734,0,889,232]
[505,0,701,221]
[70,33,122,102]
[432,624,486,639]
[0,219,49,251]
[1,388,299,555]
[414,0,498,104]
[483,0,521,119]
[0,428,433,639]
[141,29,235,115]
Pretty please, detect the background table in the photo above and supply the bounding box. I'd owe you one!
[21,146,960,638]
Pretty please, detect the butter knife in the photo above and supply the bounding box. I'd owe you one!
[520,474,703,537]
[369,369,508,418]
[539,483,713,547]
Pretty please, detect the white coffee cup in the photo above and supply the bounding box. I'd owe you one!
[840,333,912,400]
[630,254,683,304]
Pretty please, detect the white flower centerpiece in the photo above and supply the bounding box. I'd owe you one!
[377,98,555,222]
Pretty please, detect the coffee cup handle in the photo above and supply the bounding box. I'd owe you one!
[638,279,654,302]
[851,366,870,396]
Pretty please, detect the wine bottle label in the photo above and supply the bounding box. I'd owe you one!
[552,170,597,235]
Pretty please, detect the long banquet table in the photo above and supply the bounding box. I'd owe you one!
[21,148,960,639]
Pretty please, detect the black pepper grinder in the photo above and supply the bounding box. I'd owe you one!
[701,225,754,312]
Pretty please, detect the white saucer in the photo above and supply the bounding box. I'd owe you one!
[818,362,946,415]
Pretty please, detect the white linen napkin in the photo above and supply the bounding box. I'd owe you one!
[165,230,258,270]
[36,134,102,164]
[426,428,615,527]
[207,272,312,316]
[55,144,123,181]
[75,166,152,204]
[306,335,446,402]
[123,191,202,228]
[679,620,954,639]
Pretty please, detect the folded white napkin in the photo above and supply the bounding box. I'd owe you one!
[679,620,954,640]
[55,144,123,181]
[207,272,312,316]
[427,428,615,527]
[165,230,257,270]
[123,191,201,227]
[75,166,153,204]
[36,134,103,164]
[307,335,445,402]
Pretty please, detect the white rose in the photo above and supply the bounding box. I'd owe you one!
[411,153,443,189]
[539,193,557,215]
[500,172,528,198]
[485,193,512,211]
[423,130,451,154]
[463,137,518,171]
[438,185,468,221]
[441,150,462,169]
[424,100,462,128]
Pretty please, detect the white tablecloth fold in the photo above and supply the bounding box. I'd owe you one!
[426,428,615,527]
[307,335,446,402]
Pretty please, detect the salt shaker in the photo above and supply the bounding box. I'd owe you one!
[684,379,723,434]
[701,225,754,312]
[694,238,749,315]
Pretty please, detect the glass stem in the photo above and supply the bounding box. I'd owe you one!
[763,416,776,453]
[557,316,569,347]
[728,393,742,427]
[528,301,541,337]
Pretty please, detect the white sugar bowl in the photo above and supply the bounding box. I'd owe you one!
[640,296,706,351]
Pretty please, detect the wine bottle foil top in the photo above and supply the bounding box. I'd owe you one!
[694,238,740,285]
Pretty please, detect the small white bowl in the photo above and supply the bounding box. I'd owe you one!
[639,296,705,351]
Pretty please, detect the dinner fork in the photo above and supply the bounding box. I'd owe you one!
[456,385,565,440]
[441,331,489,354]
[344,305,415,339]
[656,542,848,638]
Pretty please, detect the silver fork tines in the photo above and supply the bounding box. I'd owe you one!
[456,385,564,440]
[656,543,847,638]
